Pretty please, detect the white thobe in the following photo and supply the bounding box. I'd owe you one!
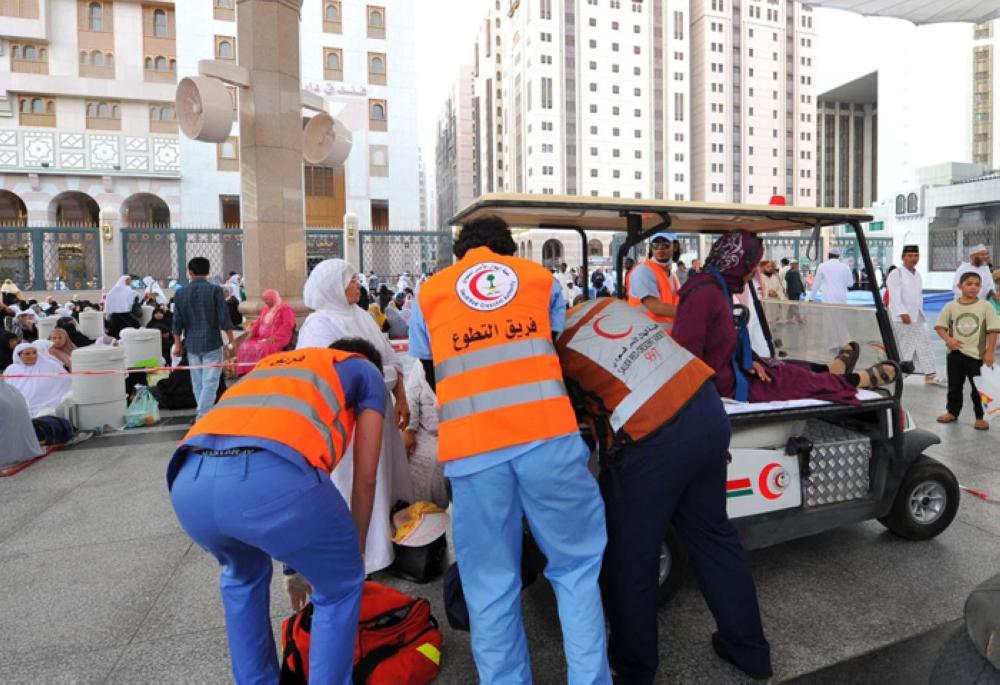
[952,262,995,299]
[888,266,936,375]
[807,259,853,305]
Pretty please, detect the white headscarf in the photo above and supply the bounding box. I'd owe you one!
[3,341,72,416]
[298,259,400,383]
[226,274,244,301]
[105,275,137,313]
[142,276,168,305]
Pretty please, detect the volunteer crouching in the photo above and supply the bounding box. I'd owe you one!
[556,298,773,683]
[408,216,611,684]
[166,339,387,685]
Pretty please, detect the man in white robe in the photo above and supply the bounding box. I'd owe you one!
[952,244,995,299]
[886,245,936,380]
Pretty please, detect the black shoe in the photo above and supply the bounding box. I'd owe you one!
[712,632,773,681]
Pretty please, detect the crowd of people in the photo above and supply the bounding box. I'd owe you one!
[5,219,1000,685]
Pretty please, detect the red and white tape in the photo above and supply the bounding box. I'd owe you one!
[1,361,256,379]
[960,485,1000,505]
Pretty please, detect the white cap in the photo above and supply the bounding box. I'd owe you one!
[970,243,989,256]
[829,247,842,257]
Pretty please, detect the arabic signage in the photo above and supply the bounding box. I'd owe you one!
[303,82,369,98]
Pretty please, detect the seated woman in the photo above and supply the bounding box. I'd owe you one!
[56,317,93,348]
[104,275,141,338]
[0,377,44,468]
[672,231,896,405]
[3,342,72,417]
[402,361,448,509]
[146,305,174,366]
[234,289,295,375]
[47,327,76,371]
[14,310,38,343]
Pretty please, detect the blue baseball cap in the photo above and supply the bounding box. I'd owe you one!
[649,232,678,243]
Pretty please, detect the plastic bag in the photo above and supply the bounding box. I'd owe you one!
[977,365,1000,422]
[125,386,161,428]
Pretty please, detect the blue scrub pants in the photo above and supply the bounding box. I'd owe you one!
[599,384,771,683]
[450,437,611,685]
[169,449,364,685]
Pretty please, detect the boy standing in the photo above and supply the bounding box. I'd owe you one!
[935,272,1000,430]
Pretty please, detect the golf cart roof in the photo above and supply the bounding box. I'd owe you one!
[449,193,873,234]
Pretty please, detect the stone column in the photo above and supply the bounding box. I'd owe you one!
[236,0,307,319]
[98,208,123,291]
[344,211,360,270]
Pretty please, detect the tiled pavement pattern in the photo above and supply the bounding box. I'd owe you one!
[1,375,999,684]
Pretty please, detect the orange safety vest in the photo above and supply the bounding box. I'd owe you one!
[418,246,580,462]
[627,261,681,331]
[557,298,713,451]
[183,348,357,473]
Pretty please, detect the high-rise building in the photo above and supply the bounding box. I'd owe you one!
[816,71,877,209]
[418,148,428,229]
[435,62,476,229]
[470,0,692,267]
[0,0,419,230]
[689,0,816,205]
[973,21,995,168]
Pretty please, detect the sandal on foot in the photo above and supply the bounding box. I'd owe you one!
[832,341,860,375]
[858,362,896,388]
[937,413,957,424]
[975,419,990,431]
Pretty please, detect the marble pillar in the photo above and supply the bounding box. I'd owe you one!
[235,0,307,318]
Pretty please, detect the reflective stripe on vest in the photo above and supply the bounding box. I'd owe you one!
[212,394,338,459]
[439,379,568,422]
[247,367,349,448]
[182,348,357,472]
[558,298,713,445]
[434,337,557,381]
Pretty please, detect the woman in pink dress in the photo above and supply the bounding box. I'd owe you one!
[235,289,295,375]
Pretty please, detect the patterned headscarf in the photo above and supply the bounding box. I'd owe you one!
[704,231,765,293]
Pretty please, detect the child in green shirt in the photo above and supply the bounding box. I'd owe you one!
[935,272,1000,430]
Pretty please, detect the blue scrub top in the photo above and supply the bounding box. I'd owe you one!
[408,278,577,477]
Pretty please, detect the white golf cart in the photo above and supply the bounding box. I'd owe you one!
[450,194,960,603]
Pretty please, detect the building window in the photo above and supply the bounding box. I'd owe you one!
[370,145,389,177]
[218,137,239,172]
[907,192,918,213]
[18,96,57,127]
[674,93,683,122]
[88,2,103,31]
[86,100,121,130]
[369,98,387,131]
[368,53,387,84]
[216,37,235,61]
[215,0,236,20]
[153,9,168,37]
[324,1,342,32]
[324,48,343,80]
[367,5,386,38]
[673,11,684,39]
[150,103,178,133]
[541,77,553,109]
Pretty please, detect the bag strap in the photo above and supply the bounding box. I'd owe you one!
[705,267,753,403]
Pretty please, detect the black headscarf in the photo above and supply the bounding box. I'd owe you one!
[378,285,392,313]
[0,330,18,371]
[56,317,94,348]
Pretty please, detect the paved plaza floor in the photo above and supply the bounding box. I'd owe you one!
[1,376,999,684]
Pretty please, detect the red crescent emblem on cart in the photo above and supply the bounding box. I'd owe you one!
[758,462,786,500]
[592,315,633,340]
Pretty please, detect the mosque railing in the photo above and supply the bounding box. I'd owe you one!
[0,224,102,291]
[121,227,243,286]
[357,229,454,285]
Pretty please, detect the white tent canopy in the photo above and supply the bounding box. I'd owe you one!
[805,1,1000,25]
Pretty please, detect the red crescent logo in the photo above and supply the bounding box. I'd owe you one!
[593,314,634,340]
[468,269,501,301]
[758,462,785,500]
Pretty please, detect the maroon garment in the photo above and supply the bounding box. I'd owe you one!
[673,273,860,405]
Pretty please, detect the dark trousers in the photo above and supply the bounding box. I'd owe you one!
[946,350,984,419]
[598,384,771,684]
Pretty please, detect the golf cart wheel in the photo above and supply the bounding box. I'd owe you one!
[658,525,688,605]
[878,456,959,541]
